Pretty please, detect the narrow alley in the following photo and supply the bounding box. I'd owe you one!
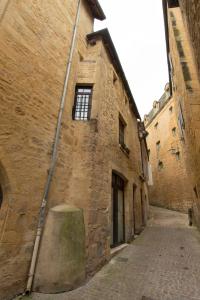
[30,206,200,300]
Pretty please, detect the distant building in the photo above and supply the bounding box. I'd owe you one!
[144,84,193,212]
[0,1,149,299]
[162,0,200,226]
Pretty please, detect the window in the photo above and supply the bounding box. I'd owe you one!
[158,161,164,171]
[156,141,161,152]
[181,62,191,82]
[175,151,180,160]
[178,104,185,140]
[113,70,118,84]
[72,86,92,120]
[0,185,3,208]
[119,118,125,146]
[168,0,180,8]
[172,127,176,136]
[169,106,173,113]
[154,122,158,129]
[177,41,185,58]
[194,186,199,199]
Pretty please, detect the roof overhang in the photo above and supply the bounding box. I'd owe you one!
[86,0,106,21]
[87,29,141,119]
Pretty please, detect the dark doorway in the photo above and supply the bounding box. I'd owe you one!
[0,185,3,208]
[133,185,137,235]
[140,188,145,227]
[111,173,125,248]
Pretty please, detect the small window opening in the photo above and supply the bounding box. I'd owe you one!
[156,141,161,152]
[181,62,192,82]
[0,185,3,208]
[119,118,125,146]
[169,106,173,113]
[178,104,185,140]
[176,41,185,58]
[154,122,158,129]
[194,186,199,199]
[172,127,177,136]
[148,149,150,157]
[124,95,128,105]
[168,0,180,8]
[78,52,84,62]
[175,151,180,160]
[113,70,118,84]
[158,161,164,171]
[72,86,92,121]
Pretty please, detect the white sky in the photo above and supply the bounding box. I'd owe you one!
[95,0,169,118]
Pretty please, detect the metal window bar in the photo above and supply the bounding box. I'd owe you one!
[73,86,92,120]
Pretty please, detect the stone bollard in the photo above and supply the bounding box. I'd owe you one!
[33,204,85,293]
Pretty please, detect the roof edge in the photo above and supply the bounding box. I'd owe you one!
[145,95,172,128]
[86,0,106,21]
[87,28,141,119]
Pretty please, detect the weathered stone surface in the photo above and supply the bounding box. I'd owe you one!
[180,0,200,82]
[33,205,85,293]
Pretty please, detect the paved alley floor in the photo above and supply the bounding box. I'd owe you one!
[31,206,200,300]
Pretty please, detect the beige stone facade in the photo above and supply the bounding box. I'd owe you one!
[0,1,149,299]
[179,0,200,81]
[163,0,200,227]
[145,85,193,212]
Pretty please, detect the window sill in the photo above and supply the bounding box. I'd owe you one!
[119,143,130,157]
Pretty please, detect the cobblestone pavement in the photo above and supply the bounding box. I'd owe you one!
[30,206,200,300]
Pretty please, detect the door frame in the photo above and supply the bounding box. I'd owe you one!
[111,172,125,248]
[132,184,137,235]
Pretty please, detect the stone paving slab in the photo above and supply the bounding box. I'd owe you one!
[22,207,200,300]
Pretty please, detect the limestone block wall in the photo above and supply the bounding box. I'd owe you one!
[60,39,146,274]
[0,1,95,299]
[146,97,193,213]
[180,0,200,81]
[167,7,200,222]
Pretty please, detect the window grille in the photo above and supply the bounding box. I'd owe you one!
[72,86,92,120]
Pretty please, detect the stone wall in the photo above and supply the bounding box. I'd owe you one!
[146,96,193,212]
[0,1,94,298]
[167,6,200,224]
[180,0,200,81]
[0,1,147,299]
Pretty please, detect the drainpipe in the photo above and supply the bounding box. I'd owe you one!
[26,0,82,294]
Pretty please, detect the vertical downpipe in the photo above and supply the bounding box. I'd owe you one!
[26,0,82,294]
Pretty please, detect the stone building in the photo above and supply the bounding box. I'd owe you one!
[0,1,149,299]
[144,84,193,212]
[179,0,200,82]
[162,0,200,226]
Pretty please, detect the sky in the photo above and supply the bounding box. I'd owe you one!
[95,0,169,118]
